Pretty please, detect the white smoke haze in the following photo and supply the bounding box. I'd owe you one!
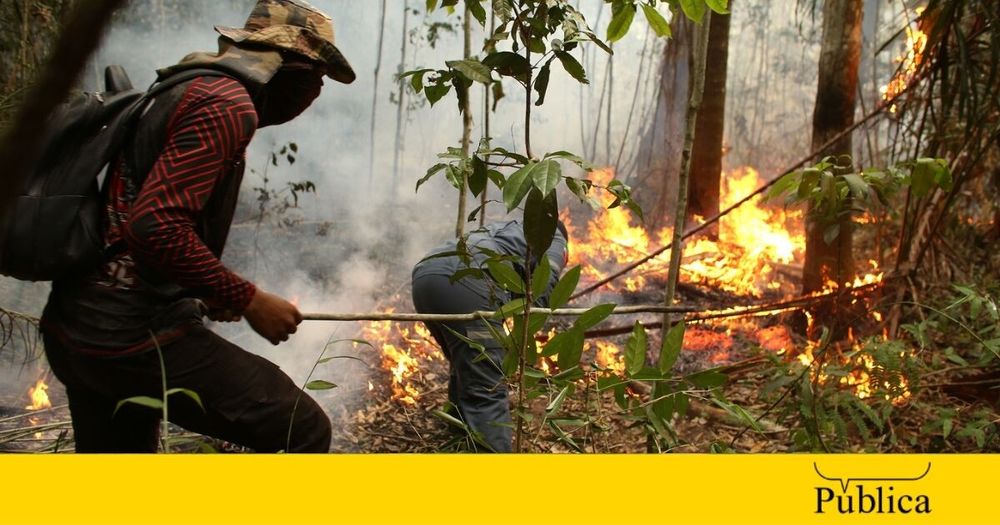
[3,0,909,438]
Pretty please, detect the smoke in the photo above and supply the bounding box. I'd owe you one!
[0,0,860,428]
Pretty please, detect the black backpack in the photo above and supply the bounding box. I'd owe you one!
[0,66,229,281]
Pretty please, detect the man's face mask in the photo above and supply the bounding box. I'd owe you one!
[256,57,324,127]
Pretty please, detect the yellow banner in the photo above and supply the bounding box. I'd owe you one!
[0,455,988,525]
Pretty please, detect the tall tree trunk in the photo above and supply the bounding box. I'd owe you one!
[802,0,863,294]
[367,0,388,189]
[480,4,495,228]
[637,15,692,229]
[391,0,410,203]
[687,8,731,233]
[455,5,473,238]
[662,16,711,341]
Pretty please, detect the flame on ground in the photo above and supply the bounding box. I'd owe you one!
[364,166,902,408]
[360,307,442,405]
[567,167,805,298]
[26,379,51,411]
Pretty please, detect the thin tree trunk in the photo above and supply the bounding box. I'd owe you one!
[455,5,473,238]
[481,4,495,228]
[0,0,127,220]
[661,16,711,349]
[643,16,692,228]
[605,48,613,163]
[802,0,863,295]
[368,0,388,188]
[687,7,731,234]
[391,0,410,203]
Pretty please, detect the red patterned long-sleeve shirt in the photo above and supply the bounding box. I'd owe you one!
[117,76,258,310]
[43,76,260,355]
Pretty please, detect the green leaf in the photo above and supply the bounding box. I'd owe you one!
[842,173,870,199]
[606,2,636,42]
[767,172,801,199]
[446,59,493,84]
[640,4,671,37]
[482,51,531,82]
[533,59,552,106]
[403,68,434,93]
[823,223,841,245]
[542,327,583,362]
[114,396,163,415]
[465,0,486,26]
[553,365,584,382]
[305,379,338,390]
[502,345,519,375]
[554,50,588,84]
[712,398,762,432]
[678,0,707,23]
[548,265,581,309]
[910,158,935,197]
[798,168,822,199]
[531,160,562,196]
[546,385,573,413]
[644,404,674,444]
[489,146,529,165]
[555,328,585,369]
[659,321,685,374]
[469,156,488,197]
[502,162,535,211]
[685,370,727,389]
[523,187,559,255]
[548,420,584,452]
[486,260,526,294]
[497,297,527,319]
[705,0,729,14]
[652,381,676,421]
[426,0,438,12]
[624,321,648,375]
[424,80,452,106]
[316,355,368,366]
[574,303,616,330]
[531,252,552,299]
[544,150,593,170]
[416,163,449,192]
[164,388,204,411]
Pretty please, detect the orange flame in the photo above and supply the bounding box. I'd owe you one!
[26,379,51,410]
[361,305,442,405]
[880,7,927,113]
[568,167,805,298]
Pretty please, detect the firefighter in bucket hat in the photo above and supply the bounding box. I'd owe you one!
[39,0,353,452]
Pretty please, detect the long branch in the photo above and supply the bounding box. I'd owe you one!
[300,280,884,324]
[579,281,884,339]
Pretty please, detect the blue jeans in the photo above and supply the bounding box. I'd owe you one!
[411,273,512,452]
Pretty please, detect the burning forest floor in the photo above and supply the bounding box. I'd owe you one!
[2,166,999,453]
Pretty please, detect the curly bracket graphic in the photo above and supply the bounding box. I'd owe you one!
[814,462,931,492]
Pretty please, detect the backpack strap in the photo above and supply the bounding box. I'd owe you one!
[103,69,240,261]
[120,68,238,188]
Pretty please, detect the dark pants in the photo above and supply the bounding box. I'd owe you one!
[43,325,331,453]
[411,273,511,452]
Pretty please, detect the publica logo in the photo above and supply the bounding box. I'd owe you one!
[813,462,932,515]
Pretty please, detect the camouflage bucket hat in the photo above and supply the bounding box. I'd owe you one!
[215,0,356,84]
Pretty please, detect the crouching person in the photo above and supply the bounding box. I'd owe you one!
[412,220,569,452]
[39,0,356,452]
